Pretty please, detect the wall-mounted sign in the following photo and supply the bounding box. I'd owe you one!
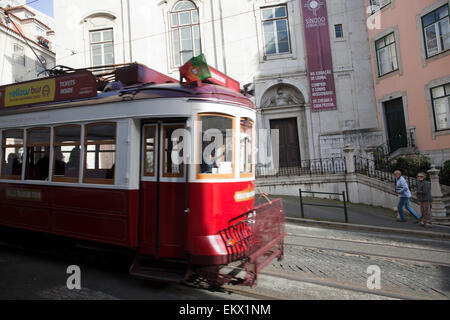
[0,71,98,109]
[301,0,337,111]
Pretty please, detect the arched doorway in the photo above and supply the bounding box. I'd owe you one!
[260,83,307,168]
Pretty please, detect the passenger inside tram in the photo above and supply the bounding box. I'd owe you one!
[65,146,80,177]
[4,153,21,176]
[54,149,66,176]
[35,149,50,181]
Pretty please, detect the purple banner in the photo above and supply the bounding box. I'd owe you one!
[301,0,337,111]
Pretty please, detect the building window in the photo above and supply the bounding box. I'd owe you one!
[84,123,116,184]
[35,26,46,37]
[25,127,51,181]
[369,0,391,14]
[431,83,450,131]
[375,33,398,76]
[53,125,81,182]
[335,24,343,38]
[197,114,234,179]
[422,4,450,58]
[261,5,290,55]
[90,29,114,67]
[240,118,254,178]
[1,130,24,179]
[13,44,25,66]
[170,0,201,67]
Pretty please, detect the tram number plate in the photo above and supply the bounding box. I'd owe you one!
[5,188,42,202]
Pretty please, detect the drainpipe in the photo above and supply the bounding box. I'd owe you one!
[218,0,226,74]
[210,0,218,68]
[120,0,126,63]
[127,0,133,62]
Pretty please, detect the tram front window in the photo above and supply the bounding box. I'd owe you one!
[240,118,253,177]
[198,114,234,177]
[26,127,50,181]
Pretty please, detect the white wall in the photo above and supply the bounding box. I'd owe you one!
[0,27,55,84]
[53,0,381,161]
[256,173,421,214]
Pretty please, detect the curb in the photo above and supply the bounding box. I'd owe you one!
[286,217,450,240]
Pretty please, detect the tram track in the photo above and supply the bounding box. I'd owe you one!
[286,232,450,254]
[220,267,432,300]
[224,287,286,300]
[257,269,431,300]
[283,241,450,267]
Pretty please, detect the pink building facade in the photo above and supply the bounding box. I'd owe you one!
[365,0,450,165]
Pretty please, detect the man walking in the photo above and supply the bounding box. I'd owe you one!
[394,170,421,222]
[415,172,433,228]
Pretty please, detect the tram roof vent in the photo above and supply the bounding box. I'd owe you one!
[115,63,178,86]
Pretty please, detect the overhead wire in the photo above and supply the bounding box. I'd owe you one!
[3,5,49,76]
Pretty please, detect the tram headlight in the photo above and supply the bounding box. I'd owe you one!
[247,211,256,224]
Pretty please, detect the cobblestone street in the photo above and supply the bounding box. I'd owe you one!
[247,224,450,299]
[2,222,449,300]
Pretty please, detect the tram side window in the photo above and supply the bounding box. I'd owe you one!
[84,123,116,184]
[26,127,51,181]
[144,126,156,177]
[198,114,234,178]
[53,125,81,182]
[1,130,24,179]
[240,118,254,177]
[163,125,184,178]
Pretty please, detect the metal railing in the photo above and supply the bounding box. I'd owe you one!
[354,155,418,191]
[299,189,349,223]
[256,157,346,178]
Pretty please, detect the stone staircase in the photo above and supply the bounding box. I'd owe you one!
[433,187,450,226]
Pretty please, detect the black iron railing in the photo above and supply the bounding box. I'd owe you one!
[256,157,346,178]
[354,155,418,191]
[299,189,349,223]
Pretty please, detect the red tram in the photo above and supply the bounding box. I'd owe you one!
[0,61,286,286]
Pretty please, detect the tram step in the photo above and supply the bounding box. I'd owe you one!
[129,256,190,283]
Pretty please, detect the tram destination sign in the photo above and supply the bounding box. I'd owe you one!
[0,71,98,109]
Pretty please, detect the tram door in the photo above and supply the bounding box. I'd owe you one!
[139,121,187,259]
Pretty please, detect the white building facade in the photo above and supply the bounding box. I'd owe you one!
[0,0,55,84]
[53,0,382,164]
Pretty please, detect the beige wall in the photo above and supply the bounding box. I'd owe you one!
[365,0,450,162]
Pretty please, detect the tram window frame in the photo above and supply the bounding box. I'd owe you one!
[239,118,254,178]
[52,125,82,183]
[197,113,235,180]
[83,122,117,185]
[1,129,24,180]
[143,125,157,177]
[162,124,185,178]
[25,127,51,181]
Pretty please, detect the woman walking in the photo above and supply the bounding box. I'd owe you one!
[394,170,421,222]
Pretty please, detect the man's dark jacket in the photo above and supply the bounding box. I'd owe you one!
[416,180,432,202]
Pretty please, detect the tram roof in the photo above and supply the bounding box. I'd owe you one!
[0,63,255,116]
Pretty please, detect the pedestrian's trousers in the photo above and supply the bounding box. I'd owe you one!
[397,197,420,220]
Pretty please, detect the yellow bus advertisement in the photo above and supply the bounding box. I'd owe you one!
[4,79,56,107]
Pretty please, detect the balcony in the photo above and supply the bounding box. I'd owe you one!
[36,36,49,49]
